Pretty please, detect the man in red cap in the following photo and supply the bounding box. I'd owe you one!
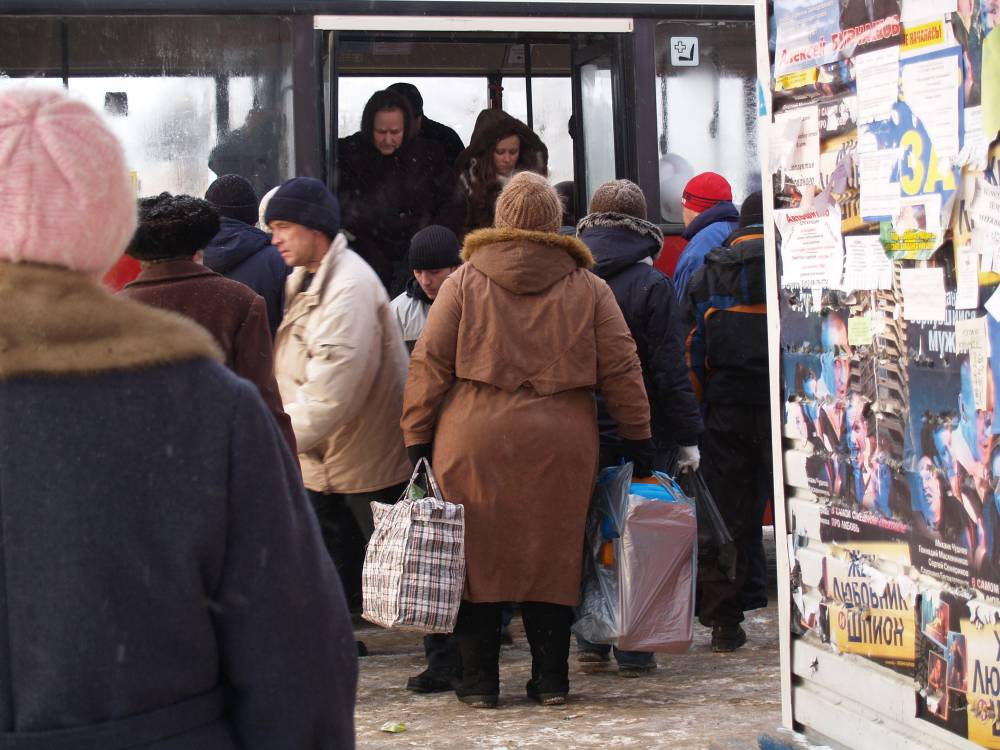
[671,172,739,301]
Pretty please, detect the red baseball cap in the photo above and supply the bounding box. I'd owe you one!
[681,172,732,213]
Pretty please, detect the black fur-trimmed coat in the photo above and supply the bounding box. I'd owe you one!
[0,261,357,749]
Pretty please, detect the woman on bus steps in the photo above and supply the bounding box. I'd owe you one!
[337,89,463,297]
[455,108,548,235]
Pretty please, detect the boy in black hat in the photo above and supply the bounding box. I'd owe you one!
[390,225,462,353]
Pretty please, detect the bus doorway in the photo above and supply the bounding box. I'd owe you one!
[315,15,636,223]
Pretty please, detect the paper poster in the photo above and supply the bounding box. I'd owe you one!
[901,0,956,26]
[986,286,1000,322]
[842,234,894,291]
[848,316,874,346]
[959,106,988,171]
[858,148,902,220]
[773,106,821,197]
[902,19,948,53]
[856,46,901,123]
[773,0,843,76]
[880,193,943,258]
[972,179,1000,269]
[776,205,844,288]
[956,242,980,310]
[899,266,946,321]
[955,317,990,410]
[900,46,964,161]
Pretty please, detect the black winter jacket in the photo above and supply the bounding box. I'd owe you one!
[203,216,290,340]
[337,132,463,294]
[683,226,769,405]
[579,212,704,449]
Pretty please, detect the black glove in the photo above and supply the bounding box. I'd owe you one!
[407,443,433,467]
[622,438,655,478]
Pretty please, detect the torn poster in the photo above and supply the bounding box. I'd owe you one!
[842,234,894,291]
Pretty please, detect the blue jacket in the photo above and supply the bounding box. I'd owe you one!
[0,262,356,750]
[203,216,289,339]
[579,212,703,448]
[672,201,739,301]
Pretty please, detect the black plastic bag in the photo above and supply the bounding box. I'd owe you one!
[669,461,738,584]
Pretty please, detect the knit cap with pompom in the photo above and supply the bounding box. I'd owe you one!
[0,87,136,273]
[493,171,562,233]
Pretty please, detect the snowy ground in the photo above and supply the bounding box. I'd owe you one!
[353,534,782,749]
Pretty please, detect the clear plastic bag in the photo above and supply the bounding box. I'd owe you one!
[573,464,698,653]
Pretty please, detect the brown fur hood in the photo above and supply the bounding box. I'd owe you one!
[0,261,222,381]
[460,227,594,295]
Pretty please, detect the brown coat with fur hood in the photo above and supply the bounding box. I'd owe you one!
[401,228,651,606]
[455,110,548,235]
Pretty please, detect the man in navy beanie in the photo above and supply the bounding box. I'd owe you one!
[267,178,412,631]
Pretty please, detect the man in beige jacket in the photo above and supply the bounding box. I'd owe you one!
[267,177,411,620]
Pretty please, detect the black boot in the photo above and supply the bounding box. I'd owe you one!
[453,602,502,708]
[406,633,459,693]
[521,602,572,705]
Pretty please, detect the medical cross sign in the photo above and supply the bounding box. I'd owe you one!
[670,37,698,66]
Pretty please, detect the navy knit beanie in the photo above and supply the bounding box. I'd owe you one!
[408,225,461,270]
[205,174,258,226]
[264,177,341,239]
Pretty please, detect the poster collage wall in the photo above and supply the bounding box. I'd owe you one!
[769,0,1000,744]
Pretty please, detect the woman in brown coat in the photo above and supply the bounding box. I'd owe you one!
[402,172,652,708]
[454,108,548,235]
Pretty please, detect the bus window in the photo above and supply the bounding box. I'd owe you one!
[1,15,295,198]
[502,77,574,184]
[654,20,760,223]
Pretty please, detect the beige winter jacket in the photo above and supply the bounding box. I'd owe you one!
[274,233,411,494]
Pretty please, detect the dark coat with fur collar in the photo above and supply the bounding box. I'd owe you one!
[579,212,703,449]
[0,262,357,749]
[401,228,650,605]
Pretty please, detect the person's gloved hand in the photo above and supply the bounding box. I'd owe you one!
[407,443,433,467]
[623,438,656,478]
[676,444,701,473]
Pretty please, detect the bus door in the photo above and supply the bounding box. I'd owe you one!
[313,15,634,220]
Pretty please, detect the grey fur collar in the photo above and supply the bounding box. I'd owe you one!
[576,212,664,244]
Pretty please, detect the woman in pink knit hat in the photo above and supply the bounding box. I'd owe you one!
[0,88,356,749]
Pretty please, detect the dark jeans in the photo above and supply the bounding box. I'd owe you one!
[307,482,407,611]
[575,635,656,668]
[454,601,572,698]
[698,403,772,628]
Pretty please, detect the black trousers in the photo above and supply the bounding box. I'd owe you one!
[698,403,772,627]
[307,482,407,611]
[453,601,572,698]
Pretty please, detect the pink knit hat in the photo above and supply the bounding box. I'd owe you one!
[0,88,136,273]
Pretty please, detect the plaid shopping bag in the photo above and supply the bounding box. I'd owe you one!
[362,458,465,633]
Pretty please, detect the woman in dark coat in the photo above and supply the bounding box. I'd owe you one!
[402,172,652,709]
[0,87,356,750]
[454,108,548,234]
[337,88,463,296]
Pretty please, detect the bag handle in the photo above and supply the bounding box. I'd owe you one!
[411,456,444,500]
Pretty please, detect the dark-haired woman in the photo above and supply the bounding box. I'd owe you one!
[455,109,548,234]
[337,89,463,296]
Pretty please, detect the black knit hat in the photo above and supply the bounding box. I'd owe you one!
[264,177,341,239]
[739,191,764,228]
[408,225,461,270]
[126,193,220,261]
[205,174,258,226]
